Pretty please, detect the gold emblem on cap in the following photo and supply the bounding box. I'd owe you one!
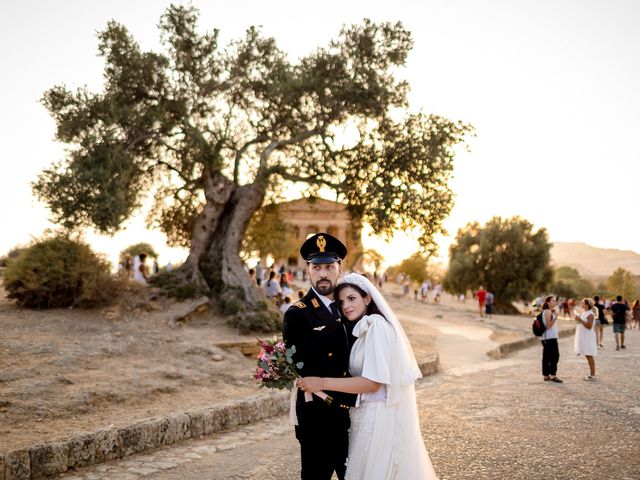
[317,235,326,253]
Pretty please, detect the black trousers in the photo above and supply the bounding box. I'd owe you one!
[541,338,559,376]
[295,398,350,480]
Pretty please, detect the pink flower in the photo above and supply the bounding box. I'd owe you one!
[259,352,271,362]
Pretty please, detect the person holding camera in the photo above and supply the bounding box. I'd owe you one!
[573,298,598,381]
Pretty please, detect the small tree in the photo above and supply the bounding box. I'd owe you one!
[120,242,159,261]
[242,204,298,262]
[395,252,430,283]
[551,266,595,299]
[607,267,638,301]
[443,217,552,313]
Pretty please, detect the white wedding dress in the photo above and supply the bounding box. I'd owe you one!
[345,313,438,480]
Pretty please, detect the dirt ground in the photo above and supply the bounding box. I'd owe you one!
[0,279,527,454]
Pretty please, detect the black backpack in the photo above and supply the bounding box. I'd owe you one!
[532,311,546,337]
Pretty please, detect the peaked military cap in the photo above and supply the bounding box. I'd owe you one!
[300,233,347,264]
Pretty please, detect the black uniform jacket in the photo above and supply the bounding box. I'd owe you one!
[282,288,357,410]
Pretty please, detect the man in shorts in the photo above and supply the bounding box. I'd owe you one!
[610,295,629,350]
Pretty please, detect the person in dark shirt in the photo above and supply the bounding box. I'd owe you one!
[610,295,630,350]
[593,295,607,348]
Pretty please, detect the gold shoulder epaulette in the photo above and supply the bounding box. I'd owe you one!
[294,301,306,309]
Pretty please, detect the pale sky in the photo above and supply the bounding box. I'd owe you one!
[1,0,639,267]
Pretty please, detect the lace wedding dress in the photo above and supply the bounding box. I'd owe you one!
[344,312,438,479]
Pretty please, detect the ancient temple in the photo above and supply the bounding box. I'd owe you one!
[277,197,362,269]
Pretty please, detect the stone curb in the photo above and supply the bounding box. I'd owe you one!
[417,353,439,377]
[0,393,289,480]
[0,355,440,479]
[486,327,575,359]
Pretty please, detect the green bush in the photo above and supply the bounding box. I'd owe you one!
[149,269,204,301]
[0,247,25,267]
[3,236,116,308]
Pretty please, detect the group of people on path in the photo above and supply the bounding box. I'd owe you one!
[284,232,438,479]
[248,263,300,310]
[539,294,635,383]
[119,252,159,284]
[474,286,494,318]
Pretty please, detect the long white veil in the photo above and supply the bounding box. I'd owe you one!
[338,273,422,404]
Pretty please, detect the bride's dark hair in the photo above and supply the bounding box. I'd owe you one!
[334,282,384,319]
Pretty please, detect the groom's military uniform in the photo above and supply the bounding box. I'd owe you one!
[283,233,357,480]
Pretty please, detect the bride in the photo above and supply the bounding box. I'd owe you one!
[297,273,438,479]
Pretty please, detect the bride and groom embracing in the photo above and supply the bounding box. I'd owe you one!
[283,233,438,480]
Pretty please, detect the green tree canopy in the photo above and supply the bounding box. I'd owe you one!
[120,242,159,261]
[392,252,430,284]
[242,204,298,262]
[443,217,552,312]
[33,5,472,329]
[607,267,638,300]
[551,266,595,299]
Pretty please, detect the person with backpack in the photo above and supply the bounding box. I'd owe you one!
[540,295,563,383]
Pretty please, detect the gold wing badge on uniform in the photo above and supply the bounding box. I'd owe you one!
[311,298,320,308]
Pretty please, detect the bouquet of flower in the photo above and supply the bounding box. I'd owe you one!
[254,336,302,390]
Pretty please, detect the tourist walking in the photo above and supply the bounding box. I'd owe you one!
[593,295,607,348]
[280,272,294,297]
[132,253,148,284]
[540,295,562,383]
[632,300,640,329]
[611,295,630,350]
[573,298,598,381]
[475,286,487,317]
[485,291,494,318]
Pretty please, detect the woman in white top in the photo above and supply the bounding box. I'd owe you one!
[573,298,598,381]
[263,271,282,299]
[540,295,563,383]
[298,273,437,480]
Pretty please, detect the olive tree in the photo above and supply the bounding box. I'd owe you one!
[34,5,471,326]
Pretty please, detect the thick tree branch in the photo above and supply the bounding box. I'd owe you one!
[270,167,341,190]
[233,134,269,183]
[257,127,325,173]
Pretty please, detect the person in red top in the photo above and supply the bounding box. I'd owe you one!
[475,286,487,318]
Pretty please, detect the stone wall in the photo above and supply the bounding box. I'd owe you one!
[0,393,289,479]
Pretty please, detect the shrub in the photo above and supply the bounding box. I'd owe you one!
[3,236,116,308]
[0,247,25,267]
[149,269,204,301]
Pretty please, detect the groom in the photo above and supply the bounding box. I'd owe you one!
[283,233,357,480]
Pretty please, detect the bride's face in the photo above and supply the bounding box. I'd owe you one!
[337,286,370,321]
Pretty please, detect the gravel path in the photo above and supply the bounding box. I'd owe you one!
[60,331,640,480]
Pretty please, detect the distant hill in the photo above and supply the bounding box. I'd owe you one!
[551,242,640,278]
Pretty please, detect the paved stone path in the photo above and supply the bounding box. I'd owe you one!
[60,331,640,479]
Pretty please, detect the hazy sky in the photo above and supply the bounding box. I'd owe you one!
[1,0,639,266]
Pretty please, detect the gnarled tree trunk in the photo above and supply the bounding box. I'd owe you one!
[155,171,279,333]
[200,182,265,307]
